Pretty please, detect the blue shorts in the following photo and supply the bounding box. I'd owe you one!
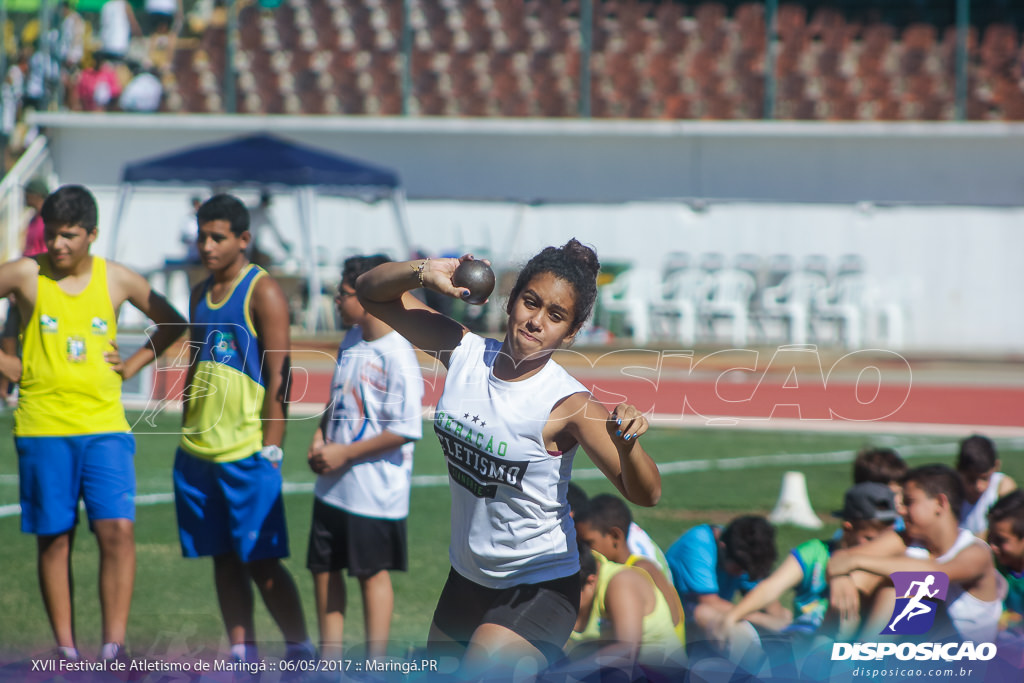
[17,433,136,536]
[173,448,290,562]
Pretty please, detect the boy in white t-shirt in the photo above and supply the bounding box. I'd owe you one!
[307,255,424,660]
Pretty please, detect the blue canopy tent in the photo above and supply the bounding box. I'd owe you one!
[109,133,413,331]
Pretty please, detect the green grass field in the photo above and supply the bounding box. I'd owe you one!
[0,409,1020,662]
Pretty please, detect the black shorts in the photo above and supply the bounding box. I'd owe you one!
[430,567,580,663]
[306,498,407,576]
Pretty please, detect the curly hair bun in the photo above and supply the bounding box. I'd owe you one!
[507,238,602,330]
[561,238,600,279]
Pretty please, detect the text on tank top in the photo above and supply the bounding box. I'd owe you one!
[434,333,588,588]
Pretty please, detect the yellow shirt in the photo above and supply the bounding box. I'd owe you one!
[16,256,129,436]
[569,551,684,665]
[626,553,687,646]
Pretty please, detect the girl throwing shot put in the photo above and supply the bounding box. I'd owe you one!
[356,239,662,676]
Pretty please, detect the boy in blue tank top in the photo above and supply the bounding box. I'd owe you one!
[173,194,313,663]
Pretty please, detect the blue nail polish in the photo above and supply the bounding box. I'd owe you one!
[616,430,621,436]
[616,418,621,426]
[625,434,632,441]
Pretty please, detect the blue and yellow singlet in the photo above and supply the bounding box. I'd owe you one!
[179,264,268,463]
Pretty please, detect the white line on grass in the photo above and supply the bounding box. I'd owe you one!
[3,436,1022,519]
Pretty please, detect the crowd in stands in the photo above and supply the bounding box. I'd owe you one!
[1,0,184,167]
[0,0,1019,126]
[174,0,1024,119]
[0,0,1021,167]
[568,434,1024,676]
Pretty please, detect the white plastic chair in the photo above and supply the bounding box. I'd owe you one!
[760,271,828,345]
[650,268,710,346]
[700,268,756,347]
[598,268,658,345]
[869,297,905,349]
[813,273,866,348]
[862,283,905,349]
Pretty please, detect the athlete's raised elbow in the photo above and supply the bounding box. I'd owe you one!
[644,485,662,507]
[627,483,661,507]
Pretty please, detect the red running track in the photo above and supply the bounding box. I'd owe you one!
[152,368,1024,428]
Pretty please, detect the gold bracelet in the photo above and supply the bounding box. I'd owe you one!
[411,258,429,287]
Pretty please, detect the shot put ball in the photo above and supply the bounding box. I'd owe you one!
[452,260,495,305]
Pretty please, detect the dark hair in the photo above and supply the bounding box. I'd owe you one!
[989,490,1024,539]
[566,482,589,518]
[506,238,600,332]
[40,185,98,232]
[576,493,632,536]
[957,435,997,476]
[578,538,598,581]
[197,194,250,236]
[903,464,966,520]
[341,254,390,289]
[848,518,896,533]
[853,447,907,484]
[721,516,777,581]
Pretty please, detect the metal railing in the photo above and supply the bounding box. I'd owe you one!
[0,135,51,262]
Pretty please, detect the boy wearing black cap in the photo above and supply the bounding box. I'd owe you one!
[712,482,899,647]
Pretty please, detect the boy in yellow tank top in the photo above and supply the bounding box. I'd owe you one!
[0,185,185,661]
[567,544,685,671]
[574,493,686,646]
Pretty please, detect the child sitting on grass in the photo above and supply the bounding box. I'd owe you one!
[987,490,1024,632]
[827,464,1006,643]
[957,435,1017,537]
[713,482,899,643]
[574,493,685,646]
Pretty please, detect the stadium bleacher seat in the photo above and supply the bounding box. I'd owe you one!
[139,0,1022,121]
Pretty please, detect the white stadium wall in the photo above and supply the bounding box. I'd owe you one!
[29,113,1024,354]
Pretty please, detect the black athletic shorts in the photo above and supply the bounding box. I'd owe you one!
[430,566,580,663]
[306,498,407,576]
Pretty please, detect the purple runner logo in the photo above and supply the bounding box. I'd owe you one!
[883,571,949,636]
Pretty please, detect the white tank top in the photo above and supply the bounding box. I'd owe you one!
[908,528,1006,642]
[434,333,588,588]
[960,472,1004,535]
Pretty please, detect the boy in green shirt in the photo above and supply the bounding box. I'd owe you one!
[712,482,898,650]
